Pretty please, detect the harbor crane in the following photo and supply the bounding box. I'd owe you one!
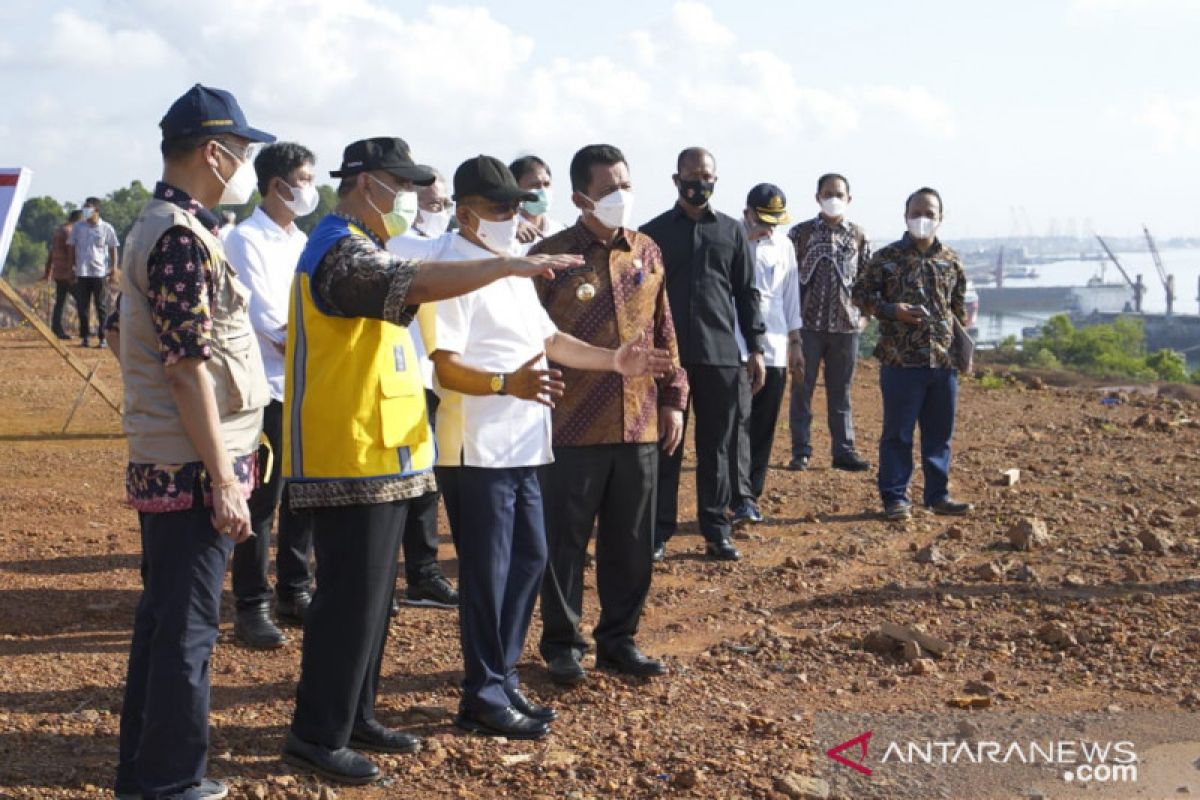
[1095,235,1144,312]
[1141,225,1175,315]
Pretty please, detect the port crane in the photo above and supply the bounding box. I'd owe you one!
[1141,225,1176,316]
[1094,235,1145,312]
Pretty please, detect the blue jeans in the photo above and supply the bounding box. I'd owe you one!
[116,505,233,799]
[877,365,958,507]
[456,466,548,713]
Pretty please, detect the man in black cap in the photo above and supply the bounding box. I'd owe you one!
[280,142,590,784]
[114,83,275,800]
[429,155,673,740]
[729,184,803,526]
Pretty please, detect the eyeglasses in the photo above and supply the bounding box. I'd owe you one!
[215,139,261,164]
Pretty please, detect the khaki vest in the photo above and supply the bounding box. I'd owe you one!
[119,198,269,464]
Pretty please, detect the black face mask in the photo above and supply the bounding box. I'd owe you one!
[678,178,715,208]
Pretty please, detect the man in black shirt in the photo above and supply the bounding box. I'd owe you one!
[640,147,766,561]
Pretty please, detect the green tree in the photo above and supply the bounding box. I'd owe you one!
[16,195,67,244]
[102,180,153,241]
[2,230,49,282]
[1145,349,1187,382]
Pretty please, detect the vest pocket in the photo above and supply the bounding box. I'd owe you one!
[379,370,427,449]
[215,330,268,414]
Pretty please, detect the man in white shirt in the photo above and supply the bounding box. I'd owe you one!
[511,155,566,247]
[223,142,319,648]
[430,156,671,741]
[382,169,460,611]
[68,197,119,348]
[730,184,803,526]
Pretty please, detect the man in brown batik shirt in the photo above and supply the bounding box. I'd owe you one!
[531,144,688,686]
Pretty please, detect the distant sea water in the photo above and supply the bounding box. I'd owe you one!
[970,246,1200,345]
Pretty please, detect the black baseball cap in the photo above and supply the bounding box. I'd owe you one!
[452,155,538,203]
[746,183,790,225]
[159,84,276,144]
[329,137,436,185]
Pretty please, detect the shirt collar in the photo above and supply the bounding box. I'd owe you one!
[671,200,717,222]
[154,181,220,235]
[814,214,849,233]
[250,205,299,239]
[901,231,943,256]
[571,219,632,252]
[333,211,385,249]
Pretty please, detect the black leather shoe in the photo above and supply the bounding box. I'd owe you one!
[281,732,380,785]
[705,538,741,561]
[652,543,666,563]
[403,573,459,609]
[117,778,228,800]
[832,452,871,472]
[596,645,667,678]
[275,590,311,625]
[507,688,557,722]
[454,706,549,740]
[930,498,973,516]
[349,719,421,754]
[234,604,287,649]
[787,456,810,471]
[546,652,587,686]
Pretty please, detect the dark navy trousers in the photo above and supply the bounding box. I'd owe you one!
[116,504,233,799]
[877,365,958,507]
[455,466,548,714]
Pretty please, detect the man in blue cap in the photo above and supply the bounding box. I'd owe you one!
[114,83,276,800]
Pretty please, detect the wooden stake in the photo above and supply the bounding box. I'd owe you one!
[0,278,121,414]
[62,359,103,433]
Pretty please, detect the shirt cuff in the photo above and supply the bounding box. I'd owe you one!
[382,262,418,326]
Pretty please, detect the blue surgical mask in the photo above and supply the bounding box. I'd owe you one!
[522,187,551,216]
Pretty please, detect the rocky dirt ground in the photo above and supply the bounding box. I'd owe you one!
[0,326,1198,800]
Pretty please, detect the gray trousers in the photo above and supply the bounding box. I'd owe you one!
[789,330,859,460]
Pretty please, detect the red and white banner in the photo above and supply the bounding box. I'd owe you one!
[0,167,34,279]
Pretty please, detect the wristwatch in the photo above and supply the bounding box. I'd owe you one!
[490,373,507,395]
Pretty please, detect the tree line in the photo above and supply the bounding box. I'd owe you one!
[2,180,340,282]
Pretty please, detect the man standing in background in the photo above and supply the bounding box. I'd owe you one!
[44,209,82,340]
[788,173,871,473]
[730,184,802,527]
[69,196,119,348]
[511,155,566,245]
[641,147,766,562]
[223,141,319,648]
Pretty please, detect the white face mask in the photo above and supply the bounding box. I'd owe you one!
[214,142,257,206]
[819,197,848,218]
[907,216,938,239]
[588,188,633,230]
[279,181,319,217]
[471,210,520,254]
[416,208,451,238]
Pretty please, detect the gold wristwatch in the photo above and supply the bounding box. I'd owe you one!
[490,373,507,395]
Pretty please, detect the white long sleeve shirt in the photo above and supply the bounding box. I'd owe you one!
[222,207,307,401]
[736,229,801,367]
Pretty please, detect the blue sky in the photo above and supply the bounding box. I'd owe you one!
[1,0,1197,240]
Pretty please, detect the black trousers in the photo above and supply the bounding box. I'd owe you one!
[75,276,106,339]
[656,364,740,545]
[732,366,788,504]
[231,400,313,609]
[290,501,408,748]
[436,465,462,550]
[51,278,74,335]
[116,501,233,798]
[539,443,656,661]
[398,390,442,584]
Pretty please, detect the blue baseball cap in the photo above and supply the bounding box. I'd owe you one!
[746,182,790,225]
[159,83,276,144]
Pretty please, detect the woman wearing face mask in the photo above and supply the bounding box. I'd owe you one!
[851,187,973,524]
[511,154,566,247]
